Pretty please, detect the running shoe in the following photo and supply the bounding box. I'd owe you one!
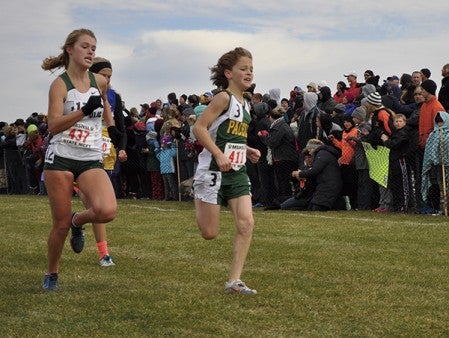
[70,212,85,253]
[224,279,257,295]
[42,273,58,291]
[416,207,439,215]
[99,255,115,267]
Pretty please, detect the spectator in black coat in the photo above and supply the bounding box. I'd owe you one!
[248,102,277,207]
[317,86,337,115]
[293,139,343,211]
[439,63,449,112]
[259,108,298,200]
[280,150,316,210]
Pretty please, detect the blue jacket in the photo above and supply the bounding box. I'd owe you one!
[155,145,177,174]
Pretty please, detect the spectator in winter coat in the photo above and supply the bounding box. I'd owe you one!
[329,114,359,209]
[343,71,362,101]
[438,63,449,112]
[296,92,319,150]
[380,114,411,212]
[333,81,348,104]
[317,86,337,114]
[417,79,445,213]
[315,112,342,147]
[350,107,376,210]
[421,111,449,214]
[259,108,298,200]
[248,102,276,207]
[280,150,315,210]
[293,139,343,211]
[155,135,178,201]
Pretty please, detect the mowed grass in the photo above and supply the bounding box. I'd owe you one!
[1,195,449,337]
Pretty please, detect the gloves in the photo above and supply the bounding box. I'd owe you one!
[107,126,122,147]
[81,95,102,116]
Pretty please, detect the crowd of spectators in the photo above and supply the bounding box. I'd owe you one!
[2,64,449,215]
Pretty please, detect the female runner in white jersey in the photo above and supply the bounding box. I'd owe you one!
[193,47,261,294]
[41,29,119,290]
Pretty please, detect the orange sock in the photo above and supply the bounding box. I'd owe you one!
[96,241,109,260]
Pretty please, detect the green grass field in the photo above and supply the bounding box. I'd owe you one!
[1,195,449,337]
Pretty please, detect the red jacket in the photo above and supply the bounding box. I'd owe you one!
[344,82,361,102]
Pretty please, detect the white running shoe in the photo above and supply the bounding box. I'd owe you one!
[99,255,115,267]
[224,279,257,295]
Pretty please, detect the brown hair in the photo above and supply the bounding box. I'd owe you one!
[210,47,252,89]
[41,28,96,71]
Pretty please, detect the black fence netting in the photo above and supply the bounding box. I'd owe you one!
[1,134,446,216]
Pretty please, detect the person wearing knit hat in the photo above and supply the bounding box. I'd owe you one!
[418,79,445,150]
[352,106,367,122]
[420,79,437,96]
[307,82,318,93]
[361,84,376,98]
[365,91,395,212]
[331,103,346,127]
[90,56,127,162]
[366,92,395,148]
[367,92,382,107]
[333,103,346,115]
[413,78,446,214]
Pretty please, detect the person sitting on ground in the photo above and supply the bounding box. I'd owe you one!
[291,139,344,211]
[280,150,316,210]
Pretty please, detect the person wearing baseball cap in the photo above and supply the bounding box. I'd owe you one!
[343,71,362,101]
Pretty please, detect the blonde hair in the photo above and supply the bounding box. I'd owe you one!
[269,107,284,119]
[394,113,406,121]
[41,28,96,71]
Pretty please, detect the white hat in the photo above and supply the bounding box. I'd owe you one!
[318,80,328,88]
[344,71,358,77]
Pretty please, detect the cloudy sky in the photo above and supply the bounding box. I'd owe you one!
[1,0,448,123]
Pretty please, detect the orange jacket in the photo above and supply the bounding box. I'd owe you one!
[377,109,393,136]
[332,126,358,165]
[419,96,445,149]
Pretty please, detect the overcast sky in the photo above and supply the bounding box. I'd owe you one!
[1,0,448,124]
